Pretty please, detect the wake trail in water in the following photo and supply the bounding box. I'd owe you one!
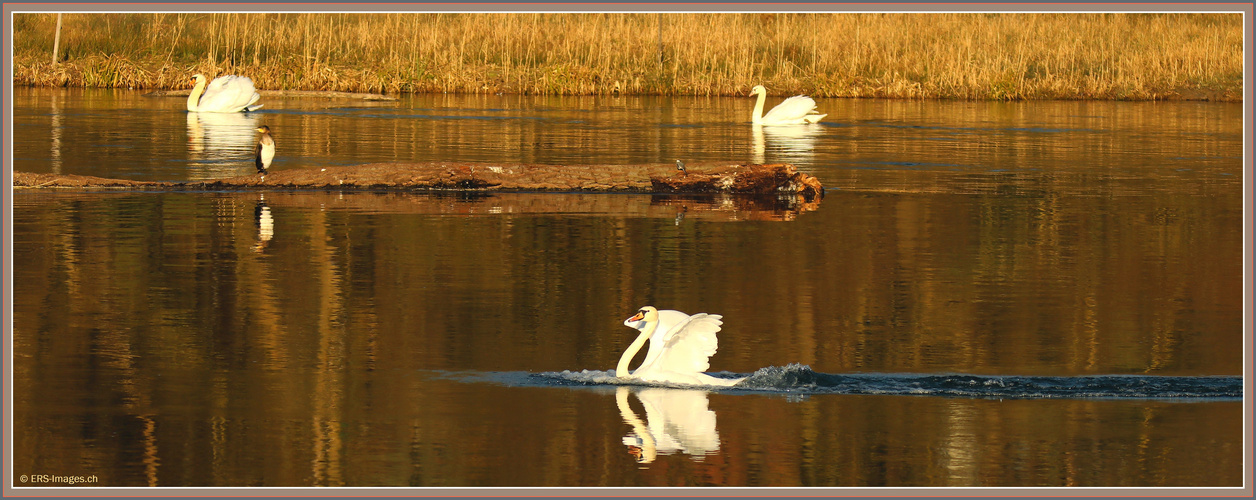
[521,364,1242,400]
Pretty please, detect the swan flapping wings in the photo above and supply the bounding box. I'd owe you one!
[636,313,722,375]
[617,306,744,387]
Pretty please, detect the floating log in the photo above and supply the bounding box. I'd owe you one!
[13,163,824,201]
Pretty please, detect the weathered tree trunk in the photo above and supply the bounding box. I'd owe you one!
[14,162,823,201]
[648,163,824,199]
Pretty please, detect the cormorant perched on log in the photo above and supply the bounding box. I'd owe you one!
[255,125,274,174]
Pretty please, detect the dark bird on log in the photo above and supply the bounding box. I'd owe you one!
[675,159,686,174]
[255,125,274,174]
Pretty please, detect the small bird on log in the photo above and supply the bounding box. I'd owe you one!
[255,125,274,174]
[675,159,686,174]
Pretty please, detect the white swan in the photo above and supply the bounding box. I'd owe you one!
[750,85,826,125]
[616,306,745,387]
[187,74,263,113]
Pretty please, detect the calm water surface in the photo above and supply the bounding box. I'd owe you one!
[9,88,1245,488]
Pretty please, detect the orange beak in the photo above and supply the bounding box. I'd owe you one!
[627,312,645,322]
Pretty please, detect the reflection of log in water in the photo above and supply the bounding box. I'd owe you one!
[649,194,819,221]
[14,162,824,205]
[13,190,819,222]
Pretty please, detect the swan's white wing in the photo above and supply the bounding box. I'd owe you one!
[761,95,821,124]
[196,76,244,111]
[651,310,692,344]
[638,309,690,370]
[648,313,723,374]
[213,75,260,112]
[637,388,720,457]
[197,75,262,113]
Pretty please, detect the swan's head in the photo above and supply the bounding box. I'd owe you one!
[190,73,206,85]
[750,85,767,97]
[624,306,658,328]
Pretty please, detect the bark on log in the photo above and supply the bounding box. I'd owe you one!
[13,162,823,201]
[649,163,825,199]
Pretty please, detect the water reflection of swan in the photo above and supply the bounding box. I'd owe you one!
[187,112,262,179]
[188,74,263,113]
[752,123,823,165]
[616,306,745,387]
[750,85,826,125]
[616,386,721,464]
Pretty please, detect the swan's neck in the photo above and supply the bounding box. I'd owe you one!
[615,387,657,463]
[752,92,767,124]
[187,79,206,112]
[616,320,656,378]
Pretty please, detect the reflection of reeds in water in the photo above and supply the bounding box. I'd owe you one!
[13,12,1243,100]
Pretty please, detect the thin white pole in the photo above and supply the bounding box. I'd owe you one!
[52,13,62,65]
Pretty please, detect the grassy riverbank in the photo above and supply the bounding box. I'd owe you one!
[12,12,1245,100]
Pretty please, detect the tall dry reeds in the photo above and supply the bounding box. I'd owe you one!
[11,12,1245,100]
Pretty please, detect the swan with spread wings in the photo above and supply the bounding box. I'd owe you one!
[615,306,745,387]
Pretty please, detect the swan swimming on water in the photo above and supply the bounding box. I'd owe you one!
[187,74,264,113]
[616,306,745,387]
[750,85,826,125]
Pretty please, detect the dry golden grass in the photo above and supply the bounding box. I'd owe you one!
[11,12,1245,100]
